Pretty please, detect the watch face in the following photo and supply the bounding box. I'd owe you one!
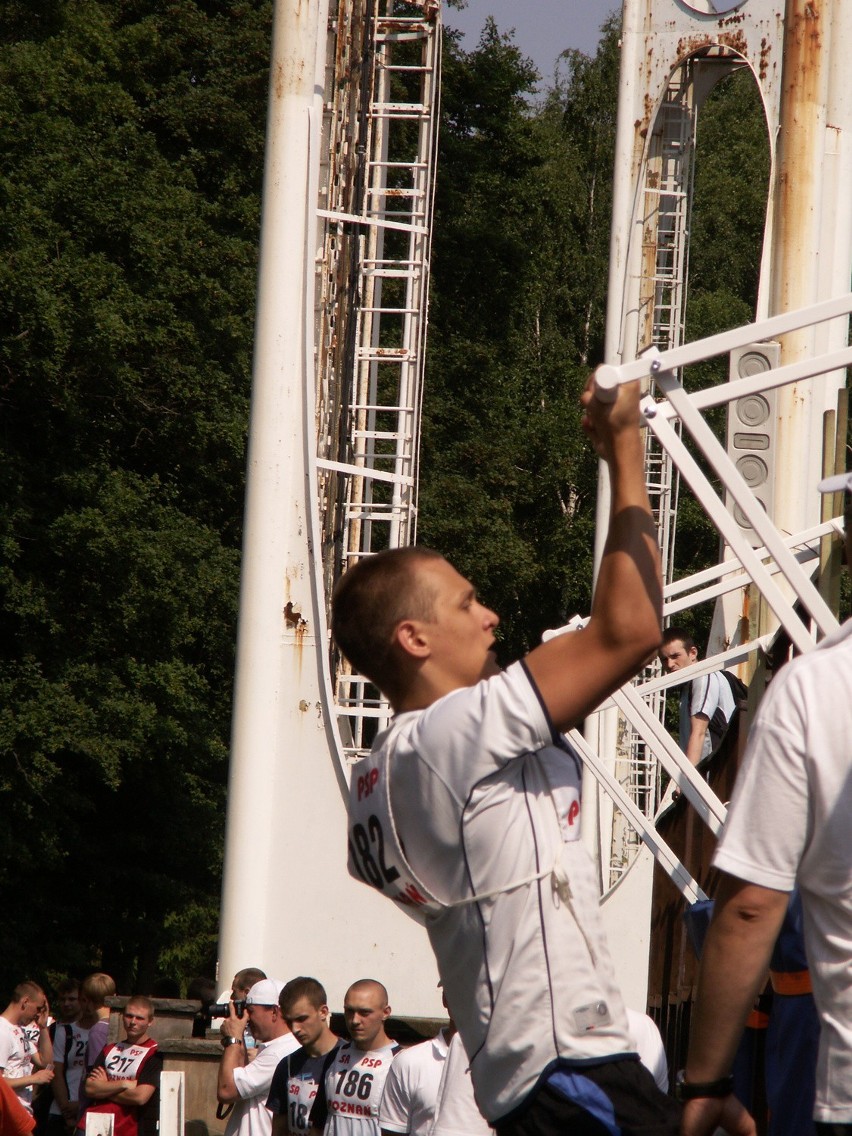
[680,0,746,13]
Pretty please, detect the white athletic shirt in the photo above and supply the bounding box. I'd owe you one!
[678,671,736,760]
[426,1032,490,1136]
[0,1015,36,1110]
[625,1010,668,1093]
[226,1032,301,1136]
[51,1023,90,1115]
[714,617,852,1125]
[347,661,631,1123]
[319,1041,398,1136]
[379,1031,448,1136]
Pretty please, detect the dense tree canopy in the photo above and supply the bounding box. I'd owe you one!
[0,0,271,992]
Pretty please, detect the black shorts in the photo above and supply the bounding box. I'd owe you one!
[495,1058,681,1136]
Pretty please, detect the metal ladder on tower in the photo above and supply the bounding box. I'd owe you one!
[606,60,698,888]
[313,0,442,762]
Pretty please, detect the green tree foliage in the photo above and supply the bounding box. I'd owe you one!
[0,0,271,992]
[419,19,621,659]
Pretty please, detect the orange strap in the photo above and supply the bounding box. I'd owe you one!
[745,1009,770,1030]
[770,969,813,995]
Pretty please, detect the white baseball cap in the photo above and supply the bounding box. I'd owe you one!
[818,472,852,495]
[245,979,285,1006]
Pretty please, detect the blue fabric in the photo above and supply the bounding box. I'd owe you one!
[547,1068,620,1134]
[770,890,810,972]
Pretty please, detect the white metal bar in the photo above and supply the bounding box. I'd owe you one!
[654,343,852,419]
[646,407,825,654]
[596,291,852,391]
[635,635,775,700]
[316,457,414,486]
[664,518,840,600]
[317,207,428,234]
[608,684,727,835]
[654,373,839,639]
[567,728,707,904]
[663,541,826,618]
[159,1072,185,1136]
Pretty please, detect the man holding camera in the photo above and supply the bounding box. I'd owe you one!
[217,979,299,1136]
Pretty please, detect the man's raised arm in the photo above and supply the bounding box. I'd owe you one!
[525,377,661,732]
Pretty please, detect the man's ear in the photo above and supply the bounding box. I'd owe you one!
[395,619,430,659]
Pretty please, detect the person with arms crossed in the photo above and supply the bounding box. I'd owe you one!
[679,475,852,1136]
[0,983,54,1116]
[309,981,398,1136]
[267,978,340,1136]
[218,979,299,1136]
[79,997,160,1136]
[332,378,676,1135]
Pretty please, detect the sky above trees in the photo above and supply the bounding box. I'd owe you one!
[445,0,619,83]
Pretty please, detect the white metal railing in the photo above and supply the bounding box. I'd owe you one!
[588,292,850,895]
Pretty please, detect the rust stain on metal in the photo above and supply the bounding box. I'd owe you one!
[675,32,748,60]
[775,0,824,313]
[758,37,772,82]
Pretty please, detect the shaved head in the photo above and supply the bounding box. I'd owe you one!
[345,979,388,1007]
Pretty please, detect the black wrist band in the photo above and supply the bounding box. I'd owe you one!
[673,1071,735,1101]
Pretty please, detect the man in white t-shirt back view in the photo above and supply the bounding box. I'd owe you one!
[218,979,300,1136]
[309,980,399,1136]
[0,982,54,1114]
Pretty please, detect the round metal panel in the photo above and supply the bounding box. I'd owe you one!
[678,0,748,14]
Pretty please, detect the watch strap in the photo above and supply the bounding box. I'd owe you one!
[673,1071,735,1101]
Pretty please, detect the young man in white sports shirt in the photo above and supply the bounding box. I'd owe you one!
[379,990,489,1136]
[50,981,105,1134]
[0,982,54,1114]
[332,378,679,1135]
[267,977,340,1135]
[658,627,736,765]
[309,980,399,1136]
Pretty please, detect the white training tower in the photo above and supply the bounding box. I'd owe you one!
[217,0,444,1015]
[586,0,852,1007]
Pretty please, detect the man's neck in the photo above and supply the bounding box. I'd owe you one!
[1,1007,22,1026]
[353,1031,391,1053]
[78,1012,98,1029]
[307,1030,338,1058]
